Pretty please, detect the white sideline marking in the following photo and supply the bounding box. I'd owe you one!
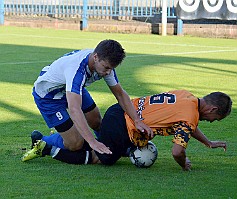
[0,49,236,66]
[1,33,235,49]
[120,41,234,49]
[0,60,51,65]
[128,49,237,57]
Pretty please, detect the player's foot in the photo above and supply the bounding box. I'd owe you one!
[22,140,47,162]
[31,130,43,149]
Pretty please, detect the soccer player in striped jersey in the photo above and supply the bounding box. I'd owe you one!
[28,39,152,156]
[22,90,232,171]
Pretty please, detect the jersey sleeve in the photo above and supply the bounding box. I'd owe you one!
[103,69,119,86]
[172,122,193,148]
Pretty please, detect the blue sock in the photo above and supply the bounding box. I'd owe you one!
[42,133,65,149]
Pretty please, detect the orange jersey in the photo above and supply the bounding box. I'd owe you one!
[124,90,199,147]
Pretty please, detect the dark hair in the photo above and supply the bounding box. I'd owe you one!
[94,39,126,67]
[203,92,232,118]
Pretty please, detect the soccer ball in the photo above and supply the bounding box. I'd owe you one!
[129,141,158,168]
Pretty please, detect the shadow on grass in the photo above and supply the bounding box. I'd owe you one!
[0,44,236,85]
[0,43,236,139]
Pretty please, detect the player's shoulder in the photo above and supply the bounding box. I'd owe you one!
[79,49,93,56]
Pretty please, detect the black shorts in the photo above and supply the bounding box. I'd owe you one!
[96,103,134,165]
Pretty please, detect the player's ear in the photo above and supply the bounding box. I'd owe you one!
[210,106,218,113]
[93,53,99,62]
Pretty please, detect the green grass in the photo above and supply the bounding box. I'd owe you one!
[0,26,237,199]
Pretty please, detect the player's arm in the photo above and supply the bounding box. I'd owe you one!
[192,127,227,151]
[109,83,153,137]
[66,91,112,154]
[172,144,191,171]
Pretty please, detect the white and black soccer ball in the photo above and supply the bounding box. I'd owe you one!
[129,141,158,168]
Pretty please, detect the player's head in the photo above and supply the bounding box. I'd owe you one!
[94,39,126,68]
[203,92,232,120]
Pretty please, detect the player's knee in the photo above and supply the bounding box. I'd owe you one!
[89,117,102,132]
[91,121,101,132]
[85,107,102,132]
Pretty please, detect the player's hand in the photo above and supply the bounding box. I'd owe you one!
[134,119,154,138]
[89,139,112,154]
[183,157,191,171]
[209,141,227,151]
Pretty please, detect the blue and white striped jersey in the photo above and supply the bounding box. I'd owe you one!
[33,49,119,100]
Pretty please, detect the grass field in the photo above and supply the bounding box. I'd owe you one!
[0,26,236,199]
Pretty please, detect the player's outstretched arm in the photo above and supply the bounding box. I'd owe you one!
[192,127,227,151]
[192,127,211,147]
